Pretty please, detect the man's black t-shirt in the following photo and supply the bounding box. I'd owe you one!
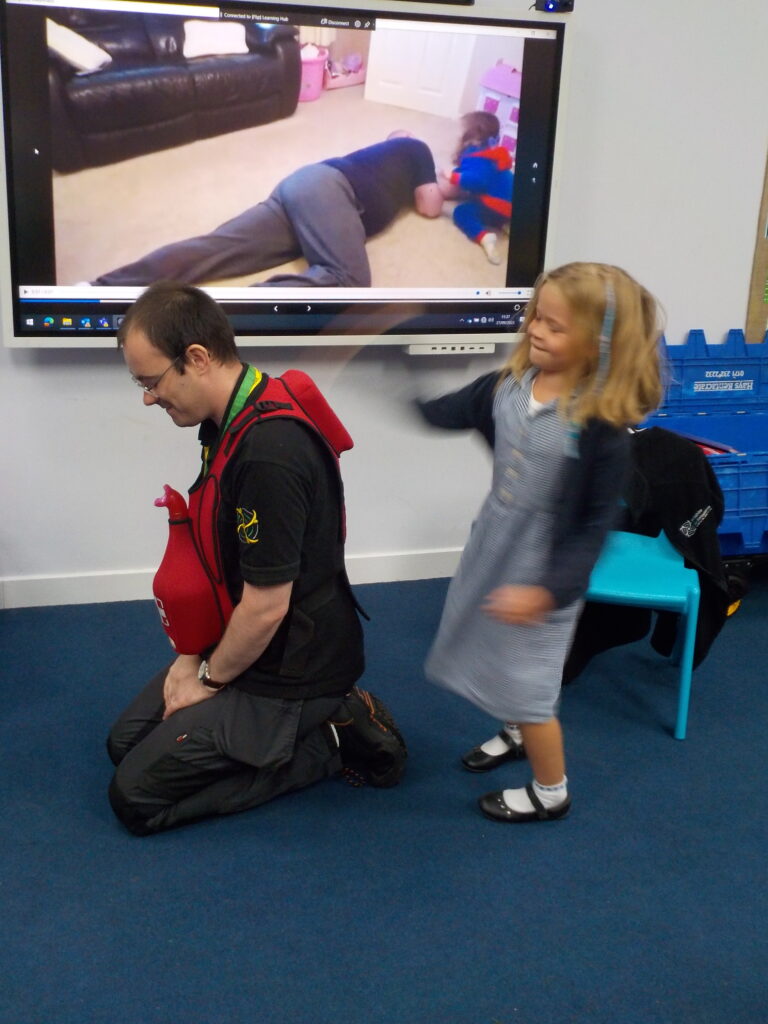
[210,415,364,699]
[325,137,437,237]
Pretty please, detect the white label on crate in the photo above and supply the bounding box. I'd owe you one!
[692,379,755,392]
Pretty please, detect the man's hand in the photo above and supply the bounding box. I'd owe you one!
[482,585,555,626]
[162,654,215,720]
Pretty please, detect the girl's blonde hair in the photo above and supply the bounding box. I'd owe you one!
[501,262,665,428]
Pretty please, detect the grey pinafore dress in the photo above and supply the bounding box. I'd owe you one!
[424,370,582,723]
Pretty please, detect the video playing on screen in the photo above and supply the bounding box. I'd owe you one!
[0,0,565,343]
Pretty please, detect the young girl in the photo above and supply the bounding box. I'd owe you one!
[438,111,513,265]
[417,262,663,823]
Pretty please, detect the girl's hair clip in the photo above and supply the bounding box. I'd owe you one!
[595,278,616,387]
[563,277,616,458]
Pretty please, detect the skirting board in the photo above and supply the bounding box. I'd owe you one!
[0,549,461,610]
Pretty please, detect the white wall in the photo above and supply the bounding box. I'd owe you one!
[2,0,767,608]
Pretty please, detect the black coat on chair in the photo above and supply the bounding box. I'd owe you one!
[563,427,730,683]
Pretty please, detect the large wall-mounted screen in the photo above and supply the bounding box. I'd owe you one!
[0,0,565,346]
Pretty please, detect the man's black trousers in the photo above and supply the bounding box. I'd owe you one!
[107,666,343,835]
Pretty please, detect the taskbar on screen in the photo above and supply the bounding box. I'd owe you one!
[17,298,529,337]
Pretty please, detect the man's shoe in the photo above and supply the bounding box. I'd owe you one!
[330,687,407,787]
[461,730,526,773]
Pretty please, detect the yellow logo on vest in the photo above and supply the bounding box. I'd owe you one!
[236,507,259,544]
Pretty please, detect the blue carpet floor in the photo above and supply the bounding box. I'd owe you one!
[1,577,767,1024]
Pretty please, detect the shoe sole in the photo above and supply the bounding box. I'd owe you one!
[333,687,407,788]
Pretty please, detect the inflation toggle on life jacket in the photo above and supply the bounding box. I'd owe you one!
[152,369,353,655]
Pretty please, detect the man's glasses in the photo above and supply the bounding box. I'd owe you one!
[130,354,184,396]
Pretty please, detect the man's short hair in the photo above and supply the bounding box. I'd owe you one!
[117,280,239,367]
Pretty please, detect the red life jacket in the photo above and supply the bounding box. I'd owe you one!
[152,370,353,655]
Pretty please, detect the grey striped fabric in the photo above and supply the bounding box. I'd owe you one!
[425,370,582,723]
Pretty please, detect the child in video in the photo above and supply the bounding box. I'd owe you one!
[439,111,513,266]
[416,263,664,823]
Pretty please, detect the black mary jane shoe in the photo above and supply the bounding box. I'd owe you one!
[461,730,526,773]
[478,784,571,823]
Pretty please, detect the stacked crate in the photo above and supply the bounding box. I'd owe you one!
[646,331,768,558]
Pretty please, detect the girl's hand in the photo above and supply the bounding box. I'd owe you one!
[482,585,555,625]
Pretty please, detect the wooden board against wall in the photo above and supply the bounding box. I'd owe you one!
[746,149,768,344]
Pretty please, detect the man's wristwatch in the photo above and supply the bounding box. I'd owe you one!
[198,659,226,692]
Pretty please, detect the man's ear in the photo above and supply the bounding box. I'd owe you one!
[184,344,212,373]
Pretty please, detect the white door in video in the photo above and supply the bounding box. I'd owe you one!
[364,28,474,118]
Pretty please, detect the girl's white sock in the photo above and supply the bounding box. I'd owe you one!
[501,776,568,814]
[479,723,523,756]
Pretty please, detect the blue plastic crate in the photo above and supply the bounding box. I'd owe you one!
[645,331,768,557]
[659,329,768,413]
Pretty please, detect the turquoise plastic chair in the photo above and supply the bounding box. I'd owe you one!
[585,530,701,739]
